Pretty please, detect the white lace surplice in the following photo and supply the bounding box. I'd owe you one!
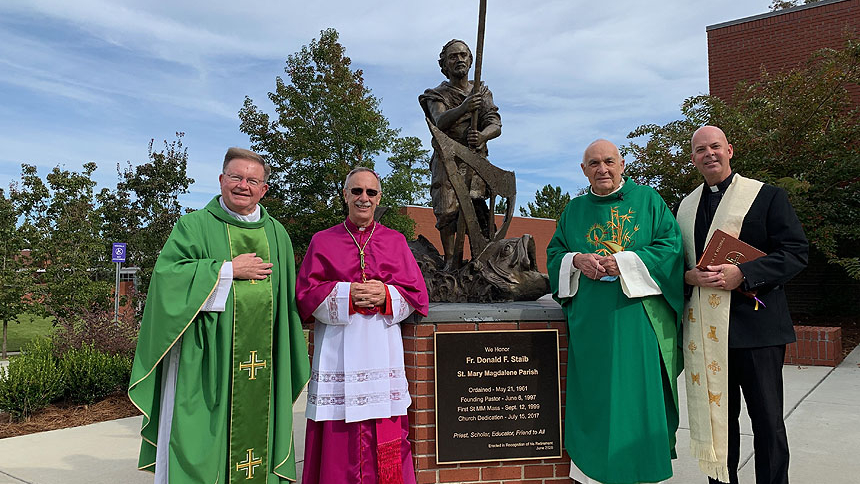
[306,282,415,423]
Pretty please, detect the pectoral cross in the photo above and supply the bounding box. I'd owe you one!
[359,249,367,282]
[236,448,262,480]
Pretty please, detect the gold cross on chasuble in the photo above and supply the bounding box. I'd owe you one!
[239,350,267,380]
[236,448,263,480]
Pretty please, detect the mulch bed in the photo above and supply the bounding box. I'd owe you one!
[0,391,141,439]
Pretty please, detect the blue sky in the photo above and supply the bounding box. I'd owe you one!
[0,0,774,211]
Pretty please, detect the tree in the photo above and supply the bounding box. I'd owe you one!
[0,189,35,359]
[770,0,821,11]
[625,40,860,278]
[11,163,113,319]
[239,28,398,255]
[98,134,194,293]
[519,185,571,220]
[382,136,431,207]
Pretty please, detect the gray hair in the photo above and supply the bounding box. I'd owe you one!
[343,167,381,191]
[223,147,272,182]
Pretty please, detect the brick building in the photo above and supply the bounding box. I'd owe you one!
[402,206,557,273]
[707,0,860,102]
[706,0,860,321]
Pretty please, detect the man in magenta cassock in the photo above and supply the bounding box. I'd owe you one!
[296,167,429,484]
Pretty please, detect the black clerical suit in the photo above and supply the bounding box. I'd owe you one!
[689,173,808,484]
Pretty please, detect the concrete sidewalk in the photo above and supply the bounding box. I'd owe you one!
[1,346,858,484]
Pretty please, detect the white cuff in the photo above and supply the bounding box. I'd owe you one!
[311,282,351,325]
[557,252,581,298]
[386,286,416,326]
[201,262,232,312]
[615,251,662,298]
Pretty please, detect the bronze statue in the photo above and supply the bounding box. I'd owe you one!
[419,39,506,270]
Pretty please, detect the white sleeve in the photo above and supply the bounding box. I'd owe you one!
[614,251,662,298]
[201,262,232,312]
[557,252,581,298]
[383,285,415,327]
[311,282,352,325]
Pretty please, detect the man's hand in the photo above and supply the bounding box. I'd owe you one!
[467,128,486,149]
[685,264,744,290]
[461,92,483,113]
[598,255,620,276]
[351,280,387,308]
[232,252,273,280]
[574,253,607,280]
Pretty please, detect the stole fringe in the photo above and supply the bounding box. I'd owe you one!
[699,460,730,483]
[377,439,402,484]
[689,438,718,461]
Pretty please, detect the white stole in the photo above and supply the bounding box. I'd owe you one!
[676,174,762,482]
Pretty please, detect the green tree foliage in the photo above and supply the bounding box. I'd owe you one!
[98,134,194,292]
[0,189,35,359]
[770,0,821,11]
[239,28,398,255]
[519,184,571,220]
[382,136,431,207]
[625,40,860,278]
[11,163,112,319]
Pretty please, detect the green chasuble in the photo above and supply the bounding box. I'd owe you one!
[129,197,311,483]
[546,178,684,484]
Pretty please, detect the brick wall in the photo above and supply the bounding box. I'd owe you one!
[403,206,557,273]
[784,326,843,366]
[707,0,860,102]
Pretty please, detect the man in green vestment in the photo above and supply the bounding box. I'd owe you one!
[546,139,684,484]
[129,147,310,483]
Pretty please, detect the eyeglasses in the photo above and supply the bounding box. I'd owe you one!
[349,187,379,197]
[224,173,264,187]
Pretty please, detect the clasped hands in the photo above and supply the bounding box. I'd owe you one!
[350,279,386,308]
[573,253,620,281]
[685,264,744,291]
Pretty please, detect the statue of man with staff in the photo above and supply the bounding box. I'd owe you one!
[419,37,502,270]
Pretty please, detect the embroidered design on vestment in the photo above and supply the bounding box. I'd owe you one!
[311,368,407,383]
[584,206,639,255]
[708,391,722,406]
[691,372,701,385]
[708,293,721,308]
[707,360,722,375]
[688,308,696,322]
[236,448,263,480]
[239,350,267,380]
[308,390,407,407]
[688,340,697,353]
[707,325,719,342]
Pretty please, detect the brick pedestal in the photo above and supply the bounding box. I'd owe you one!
[404,300,570,484]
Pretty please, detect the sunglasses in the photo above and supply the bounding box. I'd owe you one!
[349,187,379,197]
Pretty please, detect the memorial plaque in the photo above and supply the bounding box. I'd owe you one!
[434,330,562,464]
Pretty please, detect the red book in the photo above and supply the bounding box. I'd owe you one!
[696,229,766,271]
[697,229,767,302]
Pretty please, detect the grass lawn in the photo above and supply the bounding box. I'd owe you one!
[2,314,55,354]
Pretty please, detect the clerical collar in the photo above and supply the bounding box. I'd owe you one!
[344,218,375,233]
[591,178,626,197]
[219,197,260,222]
[707,172,734,193]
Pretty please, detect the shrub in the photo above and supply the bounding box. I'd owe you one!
[0,338,64,420]
[52,307,138,359]
[59,344,132,404]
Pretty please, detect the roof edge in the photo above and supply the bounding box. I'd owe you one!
[707,0,849,31]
